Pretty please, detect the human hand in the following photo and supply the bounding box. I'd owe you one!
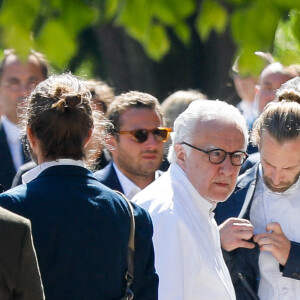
[219,217,255,252]
[253,222,291,266]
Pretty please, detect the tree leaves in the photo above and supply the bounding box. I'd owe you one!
[0,0,299,73]
[196,0,227,41]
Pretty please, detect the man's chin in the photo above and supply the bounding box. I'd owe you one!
[265,182,291,193]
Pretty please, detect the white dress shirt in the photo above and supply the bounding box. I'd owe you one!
[250,164,300,300]
[132,163,236,300]
[1,115,23,171]
[113,163,141,200]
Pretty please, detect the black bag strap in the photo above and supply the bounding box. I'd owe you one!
[115,191,135,300]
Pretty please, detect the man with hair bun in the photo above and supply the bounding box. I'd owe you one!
[215,99,300,299]
[0,73,158,300]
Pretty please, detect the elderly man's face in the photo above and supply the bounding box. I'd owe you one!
[178,119,246,203]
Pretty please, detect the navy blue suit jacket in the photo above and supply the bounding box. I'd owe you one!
[0,165,158,300]
[94,162,163,194]
[0,123,17,191]
[94,161,123,192]
[0,122,30,190]
[215,163,300,299]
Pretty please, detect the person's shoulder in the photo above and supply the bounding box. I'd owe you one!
[0,184,30,212]
[130,201,153,225]
[0,206,30,228]
[239,152,260,175]
[0,184,27,199]
[132,175,173,216]
[237,160,259,185]
[93,162,112,179]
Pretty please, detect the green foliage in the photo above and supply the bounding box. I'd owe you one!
[237,50,268,77]
[273,9,300,65]
[231,1,281,50]
[74,58,95,79]
[196,0,228,41]
[0,0,40,30]
[115,0,194,60]
[229,0,300,73]
[0,0,96,68]
[104,0,119,20]
[0,0,299,73]
[36,20,76,68]
[0,0,40,57]
[144,24,170,61]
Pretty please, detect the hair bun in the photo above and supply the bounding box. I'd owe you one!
[65,95,82,108]
[51,94,82,112]
[51,98,66,112]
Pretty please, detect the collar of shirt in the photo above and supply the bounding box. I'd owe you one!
[1,115,22,144]
[172,163,216,219]
[112,162,141,200]
[22,159,85,184]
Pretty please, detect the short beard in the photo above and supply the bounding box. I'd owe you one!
[263,173,300,193]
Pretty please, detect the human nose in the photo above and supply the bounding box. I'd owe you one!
[270,169,282,185]
[219,155,234,175]
[144,132,159,146]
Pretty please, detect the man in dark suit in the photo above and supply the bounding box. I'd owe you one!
[0,207,44,299]
[215,95,300,299]
[0,49,47,190]
[94,91,171,199]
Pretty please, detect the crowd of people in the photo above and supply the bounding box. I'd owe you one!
[0,48,300,300]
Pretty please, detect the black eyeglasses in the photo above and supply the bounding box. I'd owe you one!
[119,127,172,143]
[181,142,248,166]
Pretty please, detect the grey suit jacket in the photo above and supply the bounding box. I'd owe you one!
[0,207,44,300]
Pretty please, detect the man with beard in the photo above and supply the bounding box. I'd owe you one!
[94,91,170,199]
[0,49,47,190]
[216,99,300,299]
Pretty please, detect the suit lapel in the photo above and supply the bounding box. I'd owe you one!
[0,123,17,190]
[238,164,260,219]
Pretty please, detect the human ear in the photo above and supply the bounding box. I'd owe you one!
[26,127,36,151]
[83,128,93,148]
[174,144,187,169]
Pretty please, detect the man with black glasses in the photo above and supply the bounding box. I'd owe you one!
[94,91,171,199]
[132,99,249,299]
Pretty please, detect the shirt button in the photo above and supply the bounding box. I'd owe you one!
[282,287,289,294]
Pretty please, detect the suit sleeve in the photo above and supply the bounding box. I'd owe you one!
[131,205,159,300]
[282,241,300,280]
[15,221,45,300]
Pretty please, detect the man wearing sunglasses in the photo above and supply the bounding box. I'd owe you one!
[132,99,249,299]
[94,91,170,199]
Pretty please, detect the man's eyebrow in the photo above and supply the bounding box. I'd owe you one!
[263,156,300,169]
